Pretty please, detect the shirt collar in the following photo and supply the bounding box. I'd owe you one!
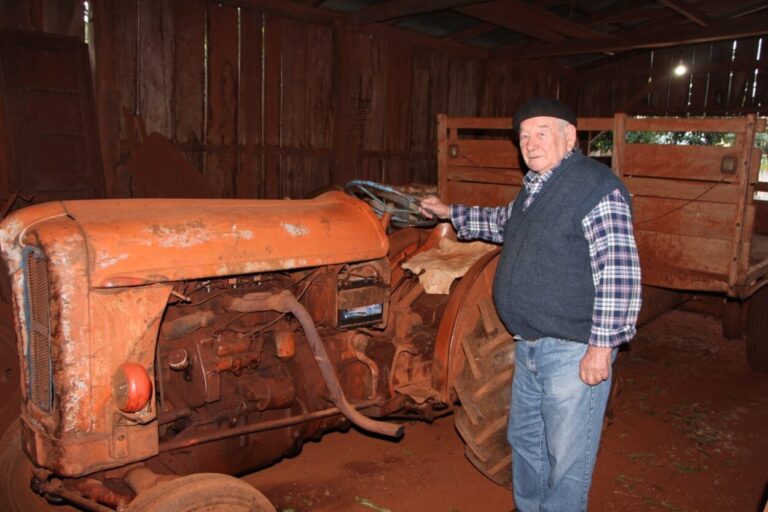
[524,150,574,186]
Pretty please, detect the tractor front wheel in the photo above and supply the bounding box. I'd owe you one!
[125,473,276,512]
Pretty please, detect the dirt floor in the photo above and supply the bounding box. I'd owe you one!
[244,309,768,512]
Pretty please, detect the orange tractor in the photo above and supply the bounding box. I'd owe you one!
[0,182,513,511]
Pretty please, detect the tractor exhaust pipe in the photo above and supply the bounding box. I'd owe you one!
[224,291,404,438]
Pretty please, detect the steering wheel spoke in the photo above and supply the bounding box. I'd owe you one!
[345,180,437,228]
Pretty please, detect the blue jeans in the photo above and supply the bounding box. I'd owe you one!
[508,337,616,512]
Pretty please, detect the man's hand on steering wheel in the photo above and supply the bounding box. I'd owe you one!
[345,180,439,228]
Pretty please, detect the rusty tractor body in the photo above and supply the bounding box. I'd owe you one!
[0,190,514,511]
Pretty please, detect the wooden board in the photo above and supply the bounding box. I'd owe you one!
[624,144,740,182]
[205,3,238,198]
[173,0,206,173]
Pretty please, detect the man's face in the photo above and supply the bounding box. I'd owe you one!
[518,116,576,174]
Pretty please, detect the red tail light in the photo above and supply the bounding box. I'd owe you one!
[113,362,152,413]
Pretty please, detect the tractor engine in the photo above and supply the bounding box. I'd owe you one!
[150,259,403,475]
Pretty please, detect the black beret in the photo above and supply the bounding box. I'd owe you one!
[513,96,577,132]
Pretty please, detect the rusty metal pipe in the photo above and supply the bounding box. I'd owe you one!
[38,480,115,512]
[159,399,380,452]
[160,309,215,340]
[224,291,403,438]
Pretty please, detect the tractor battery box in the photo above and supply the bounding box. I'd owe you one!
[336,278,389,328]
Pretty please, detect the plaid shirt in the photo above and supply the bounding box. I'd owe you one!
[450,155,642,348]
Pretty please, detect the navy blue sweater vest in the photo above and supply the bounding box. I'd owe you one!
[492,152,630,343]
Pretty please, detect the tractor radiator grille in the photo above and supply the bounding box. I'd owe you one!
[23,247,52,413]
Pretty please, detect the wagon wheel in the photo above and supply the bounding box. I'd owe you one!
[747,285,768,372]
[0,420,67,512]
[124,473,276,512]
[345,180,437,228]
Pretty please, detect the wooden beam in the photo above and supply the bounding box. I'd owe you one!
[217,0,339,24]
[459,0,610,43]
[459,2,563,43]
[657,0,711,27]
[446,21,497,42]
[346,0,484,25]
[582,4,668,27]
[493,13,768,59]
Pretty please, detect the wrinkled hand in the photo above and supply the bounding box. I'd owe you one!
[419,196,451,220]
[579,345,612,385]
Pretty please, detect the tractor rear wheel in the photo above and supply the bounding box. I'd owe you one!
[454,295,515,487]
[125,473,276,512]
[747,285,768,372]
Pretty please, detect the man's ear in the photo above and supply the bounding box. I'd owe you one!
[566,123,577,150]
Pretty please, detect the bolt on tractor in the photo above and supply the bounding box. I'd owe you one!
[0,181,514,511]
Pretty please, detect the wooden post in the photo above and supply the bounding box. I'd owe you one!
[612,113,627,178]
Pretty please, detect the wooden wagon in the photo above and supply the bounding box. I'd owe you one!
[436,114,768,370]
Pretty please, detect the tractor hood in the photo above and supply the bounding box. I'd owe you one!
[0,192,389,287]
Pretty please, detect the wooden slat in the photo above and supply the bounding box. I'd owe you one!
[411,49,432,153]
[446,117,513,130]
[238,8,263,198]
[361,34,386,152]
[205,2,238,197]
[730,37,759,111]
[386,42,413,184]
[448,56,481,116]
[430,52,451,146]
[624,144,739,182]
[307,23,333,150]
[686,42,713,112]
[138,0,173,137]
[445,167,524,186]
[92,0,138,197]
[625,176,740,203]
[446,139,521,168]
[281,155,330,199]
[705,40,736,111]
[281,18,309,150]
[173,0,205,172]
[445,180,520,207]
[263,15,282,198]
[624,116,753,133]
[578,117,613,131]
[633,196,737,240]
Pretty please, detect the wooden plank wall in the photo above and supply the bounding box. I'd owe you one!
[578,36,767,116]
[1,0,574,200]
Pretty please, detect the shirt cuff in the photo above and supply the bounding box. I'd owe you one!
[588,325,636,348]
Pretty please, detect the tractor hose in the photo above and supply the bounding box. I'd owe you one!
[224,291,404,438]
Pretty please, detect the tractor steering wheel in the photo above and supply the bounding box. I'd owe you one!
[345,180,437,228]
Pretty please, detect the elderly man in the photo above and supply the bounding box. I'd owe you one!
[422,97,641,511]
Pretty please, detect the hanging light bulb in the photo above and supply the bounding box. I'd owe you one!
[674,60,688,76]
